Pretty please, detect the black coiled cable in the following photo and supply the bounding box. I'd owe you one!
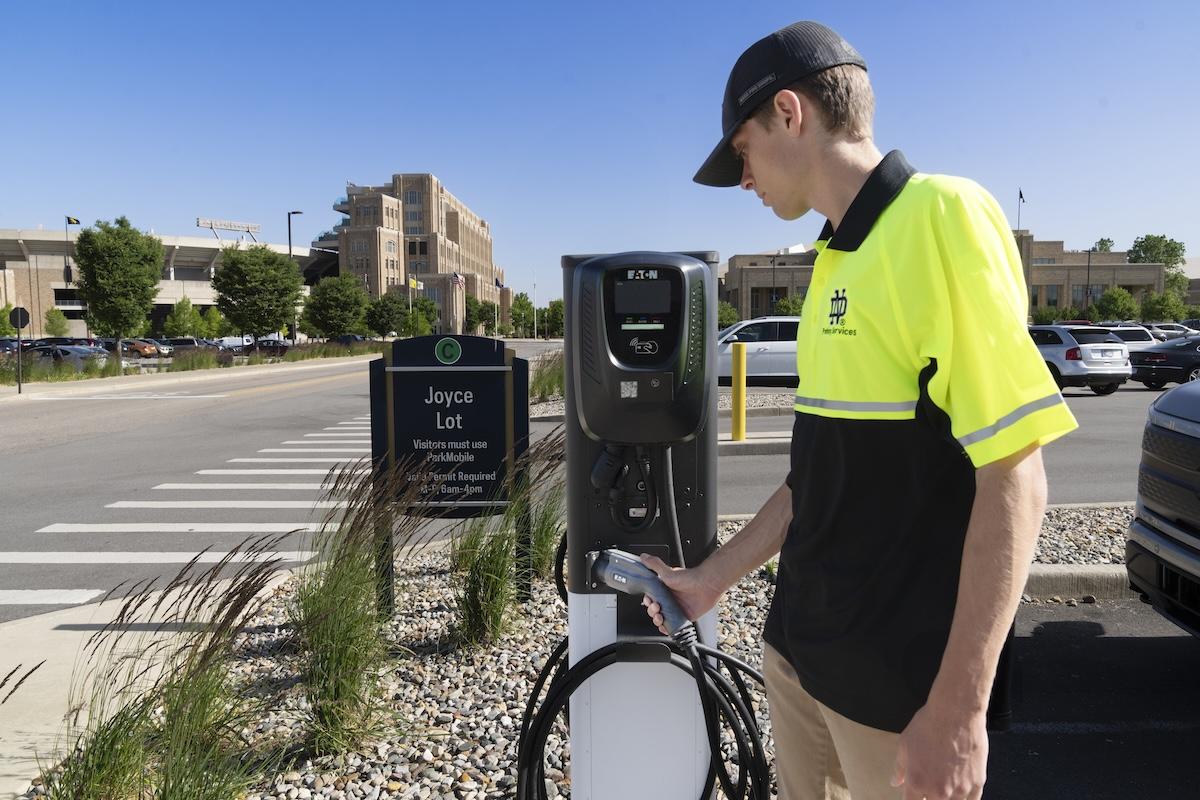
[516,623,769,799]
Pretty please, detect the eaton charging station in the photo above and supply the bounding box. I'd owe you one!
[565,251,718,797]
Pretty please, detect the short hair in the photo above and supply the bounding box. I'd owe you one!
[751,64,874,141]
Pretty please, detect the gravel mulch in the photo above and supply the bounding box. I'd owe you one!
[21,506,1132,799]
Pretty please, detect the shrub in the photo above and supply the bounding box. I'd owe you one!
[456,524,516,645]
[168,349,219,372]
[529,350,564,401]
[528,480,566,580]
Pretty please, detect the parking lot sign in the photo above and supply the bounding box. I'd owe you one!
[9,306,29,330]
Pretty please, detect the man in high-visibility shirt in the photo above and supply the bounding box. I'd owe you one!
[641,20,1077,800]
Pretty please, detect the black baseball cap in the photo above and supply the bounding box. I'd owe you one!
[693,21,867,187]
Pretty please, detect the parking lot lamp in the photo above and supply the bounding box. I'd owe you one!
[288,210,303,340]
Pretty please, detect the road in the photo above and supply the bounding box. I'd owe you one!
[987,599,1200,799]
[0,356,1156,623]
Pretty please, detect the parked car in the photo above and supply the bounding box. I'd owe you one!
[27,344,109,371]
[248,339,289,357]
[1129,334,1200,389]
[1145,322,1197,340]
[715,316,800,383]
[332,334,367,346]
[0,338,21,358]
[1102,325,1159,353]
[1126,380,1200,637]
[1180,318,1200,331]
[145,338,174,356]
[97,338,158,357]
[1028,325,1130,395]
[1102,320,1168,341]
[165,337,215,352]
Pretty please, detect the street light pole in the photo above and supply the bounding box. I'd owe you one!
[288,210,303,341]
[771,254,777,314]
[533,281,537,339]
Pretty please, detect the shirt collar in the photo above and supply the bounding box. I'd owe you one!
[816,150,916,252]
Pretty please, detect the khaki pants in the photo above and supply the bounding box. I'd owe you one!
[763,643,903,800]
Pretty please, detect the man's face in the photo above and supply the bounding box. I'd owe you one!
[730,105,811,221]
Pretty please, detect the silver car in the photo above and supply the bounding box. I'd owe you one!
[716,316,800,383]
[1104,325,1159,353]
[1028,325,1131,395]
[1146,322,1200,340]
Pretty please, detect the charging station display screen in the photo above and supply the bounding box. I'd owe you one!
[614,279,671,316]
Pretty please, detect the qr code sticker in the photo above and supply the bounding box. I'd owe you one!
[620,381,638,399]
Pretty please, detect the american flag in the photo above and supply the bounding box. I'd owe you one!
[451,272,465,287]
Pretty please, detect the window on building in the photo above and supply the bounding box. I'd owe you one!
[405,227,422,235]
[386,241,396,254]
[408,241,417,255]
[1071,285,1085,307]
[1042,285,1059,308]
[1032,257,1057,265]
[405,190,420,204]
[405,211,423,222]
[419,241,428,255]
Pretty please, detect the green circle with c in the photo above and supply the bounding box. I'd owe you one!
[435,337,462,365]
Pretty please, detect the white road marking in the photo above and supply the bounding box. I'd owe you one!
[154,483,327,490]
[38,523,331,533]
[1011,720,1200,735]
[228,458,358,463]
[0,590,104,605]
[353,417,370,420]
[107,500,347,509]
[259,448,369,453]
[0,551,315,564]
[37,394,228,400]
[304,433,370,437]
[198,469,368,475]
[281,440,367,445]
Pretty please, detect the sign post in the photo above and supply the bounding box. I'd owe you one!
[370,335,530,616]
[9,306,30,395]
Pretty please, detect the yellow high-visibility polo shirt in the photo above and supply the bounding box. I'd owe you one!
[764,150,1077,733]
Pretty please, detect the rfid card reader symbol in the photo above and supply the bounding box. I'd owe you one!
[630,337,658,355]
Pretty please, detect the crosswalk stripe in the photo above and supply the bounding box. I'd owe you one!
[198,469,368,475]
[228,458,358,463]
[330,424,370,428]
[154,483,327,490]
[260,448,369,452]
[38,523,332,533]
[353,417,370,420]
[0,590,104,605]
[107,500,347,509]
[0,552,315,564]
[281,440,367,445]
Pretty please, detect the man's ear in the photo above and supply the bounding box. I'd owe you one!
[774,89,805,137]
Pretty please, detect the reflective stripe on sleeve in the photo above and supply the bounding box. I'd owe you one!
[794,396,918,413]
[956,392,1064,449]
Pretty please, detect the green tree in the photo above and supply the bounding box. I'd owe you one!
[1141,291,1186,323]
[1093,238,1114,253]
[773,293,806,316]
[198,306,231,339]
[478,300,499,335]
[44,308,69,337]
[717,300,739,329]
[301,275,368,338]
[0,304,15,336]
[365,292,408,338]
[1129,234,1188,303]
[1030,307,1058,325]
[1094,287,1139,321]
[510,292,534,337]
[73,217,163,344]
[412,295,438,333]
[211,245,303,337]
[542,299,565,338]
[163,297,204,337]
[463,295,483,334]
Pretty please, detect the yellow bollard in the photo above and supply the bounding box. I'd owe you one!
[732,341,746,441]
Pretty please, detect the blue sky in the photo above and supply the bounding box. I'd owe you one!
[3,0,1198,299]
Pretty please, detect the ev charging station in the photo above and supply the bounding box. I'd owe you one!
[564,251,719,798]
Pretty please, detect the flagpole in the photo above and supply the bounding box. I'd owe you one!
[1016,189,1022,232]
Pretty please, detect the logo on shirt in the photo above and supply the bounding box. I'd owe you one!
[828,289,848,325]
[822,288,856,337]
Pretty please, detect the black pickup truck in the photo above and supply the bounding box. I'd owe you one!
[1126,380,1200,635]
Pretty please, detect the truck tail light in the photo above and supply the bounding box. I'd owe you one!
[1065,347,1082,361]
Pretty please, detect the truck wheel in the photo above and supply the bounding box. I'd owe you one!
[1091,383,1120,395]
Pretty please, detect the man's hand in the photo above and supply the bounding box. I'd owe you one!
[891,701,988,800]
[638,553,725,636]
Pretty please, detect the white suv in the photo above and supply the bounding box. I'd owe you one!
[716,316,800,383]
[1028,325,1131,395]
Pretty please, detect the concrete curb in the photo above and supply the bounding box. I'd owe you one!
[530,406,793,424]
[0,353,378,403]
[717,512,1136,600]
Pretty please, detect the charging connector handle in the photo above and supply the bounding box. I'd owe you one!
[587,548,689,635]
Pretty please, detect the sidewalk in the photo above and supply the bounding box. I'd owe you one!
[0,353,378,403]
